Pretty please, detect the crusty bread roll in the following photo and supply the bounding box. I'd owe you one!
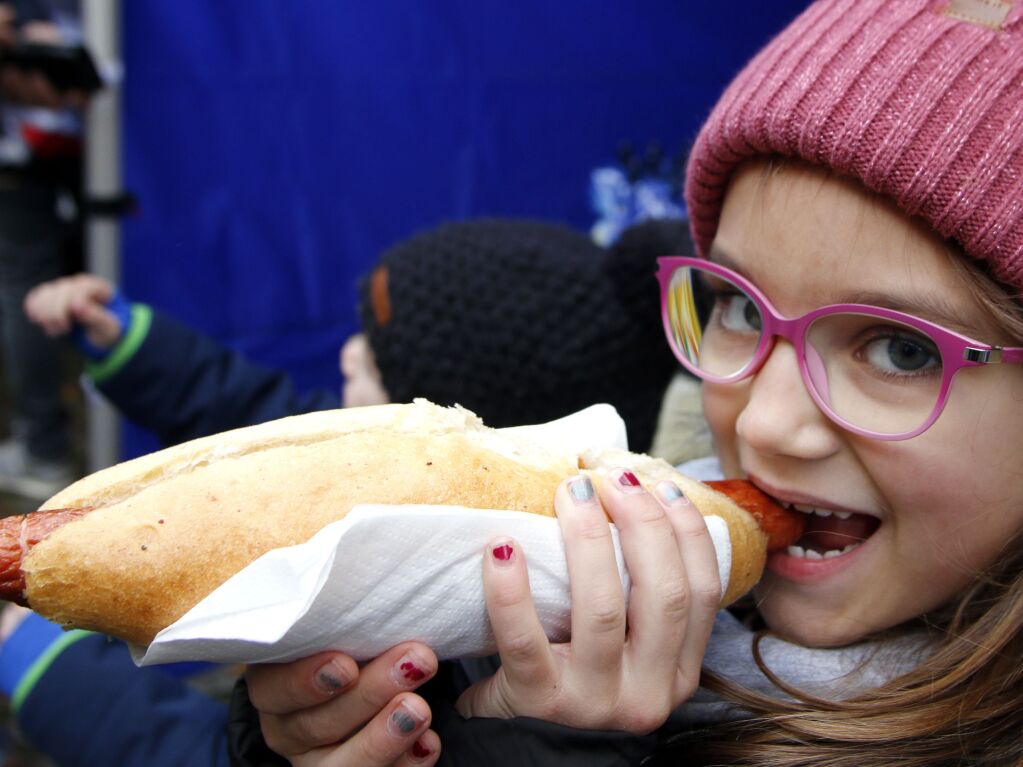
[14,400,768,647]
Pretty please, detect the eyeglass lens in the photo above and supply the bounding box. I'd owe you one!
[666,266,944,436]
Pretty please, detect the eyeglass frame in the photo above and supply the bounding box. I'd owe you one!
[656,256,1023,441]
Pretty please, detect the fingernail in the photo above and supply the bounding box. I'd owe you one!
[314,658,351,694]
[568,475,594,502]
[491,540,514,566]
[392,649,429,686]
[615,469,643,493]
[387,701,426,738]
[411,740,432,759]
[656,480,687,504]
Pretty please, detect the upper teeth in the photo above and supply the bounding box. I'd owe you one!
[778,500,852,519]
[787,543,861,559]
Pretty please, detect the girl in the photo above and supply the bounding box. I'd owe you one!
[237,1,1023,765]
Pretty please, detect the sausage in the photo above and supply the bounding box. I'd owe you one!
[0,507,95,606]
[705,480,804,551]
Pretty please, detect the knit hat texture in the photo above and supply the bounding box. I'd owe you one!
[685,0,1023,295]
[359,218,689,452]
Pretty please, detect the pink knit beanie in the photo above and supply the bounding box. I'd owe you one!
[685,0,1023,295]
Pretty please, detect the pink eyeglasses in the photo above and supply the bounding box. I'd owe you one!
[657,257,1023,440]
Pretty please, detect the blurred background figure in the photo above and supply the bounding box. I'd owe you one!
[0,0,91,502]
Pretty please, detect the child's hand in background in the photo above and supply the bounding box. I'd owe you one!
[24,273,123,350]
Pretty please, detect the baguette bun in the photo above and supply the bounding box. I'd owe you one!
[28,400,766,646]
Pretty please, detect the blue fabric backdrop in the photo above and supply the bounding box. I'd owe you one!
[119,1,807,456]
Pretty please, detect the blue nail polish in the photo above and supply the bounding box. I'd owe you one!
[569,475,594,502]
[391,707,419,734]
[659,481,685,502]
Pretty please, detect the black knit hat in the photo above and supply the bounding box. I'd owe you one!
[358,218,689,452]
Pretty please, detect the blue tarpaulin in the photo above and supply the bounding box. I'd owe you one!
[120,2,807,456]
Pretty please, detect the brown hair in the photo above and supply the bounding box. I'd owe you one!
[683,527,1023,765]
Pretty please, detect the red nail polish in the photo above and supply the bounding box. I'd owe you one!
[618,470,641,488]
[412,740,431,758]
[492,543,514,561]
[400,660,426,682]
[392,650,429,686]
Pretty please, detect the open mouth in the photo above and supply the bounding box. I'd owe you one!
[776,501,881,560]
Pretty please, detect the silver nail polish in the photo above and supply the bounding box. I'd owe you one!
[658,481,685,502]
[569,475,594,502]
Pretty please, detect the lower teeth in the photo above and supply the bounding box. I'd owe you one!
[785,543,861,560]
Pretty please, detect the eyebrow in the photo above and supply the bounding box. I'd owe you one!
[839,290,994,339]
[705,244,992,339]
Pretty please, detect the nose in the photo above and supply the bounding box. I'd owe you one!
[734,340,843,459]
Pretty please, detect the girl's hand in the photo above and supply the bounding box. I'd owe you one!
[245,642,441,766]
[456,470,721,734]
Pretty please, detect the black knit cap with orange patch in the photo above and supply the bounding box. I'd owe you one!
[358,218,691,452]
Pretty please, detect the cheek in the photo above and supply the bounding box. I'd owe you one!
[702,383,743,469]
[869,439,1023,579]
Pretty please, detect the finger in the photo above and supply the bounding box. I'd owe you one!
[72,273,115,304]
[266,644,436,754]
[456,537,555,719]
[24,282,73,335]
[558,474,627,674]
[289,694,432,767]
[484,537,553,682]
[22,283,51,325]
[73,301,122,347]
[599,471,690,692]
[655,481,721,692]
[247,651,360,715]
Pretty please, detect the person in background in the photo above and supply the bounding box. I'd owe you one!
[0,0,89,501]
[234,1,1023,764]
[2,216,692,767]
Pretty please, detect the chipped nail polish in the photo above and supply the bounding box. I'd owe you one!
[388,702,424,737]
[569,475,594,502]
[492,542,514,564]
[617,470,642,492]
[412,740,432,759]
[314,659,350,693]
[392,650,428,686]
[657,480,686,503]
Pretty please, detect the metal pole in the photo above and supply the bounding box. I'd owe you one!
[81,0,122,472]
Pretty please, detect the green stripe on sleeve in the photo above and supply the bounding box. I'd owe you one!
[11,630,93,715]
[86,304,154,384]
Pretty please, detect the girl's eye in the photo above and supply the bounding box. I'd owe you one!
[862,330,940,375]
[717,293,761,333]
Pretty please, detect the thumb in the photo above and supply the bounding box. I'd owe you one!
[453,670,517,720]
[72,300,122,348]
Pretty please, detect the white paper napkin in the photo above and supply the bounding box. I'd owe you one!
[131,404,732,666]
[135,505,731,665]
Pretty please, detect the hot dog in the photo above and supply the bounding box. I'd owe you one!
[0,401,802,647]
